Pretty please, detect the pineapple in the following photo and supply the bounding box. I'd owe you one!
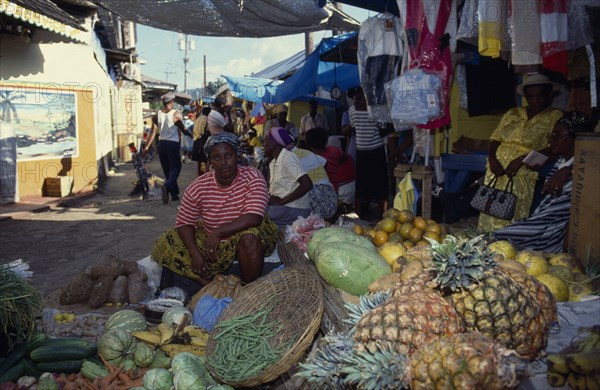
[502,267,557,325]
[430,236,548,360]
[353,286,463,356]
[410,332,527,390]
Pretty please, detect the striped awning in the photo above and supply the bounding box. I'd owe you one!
[0,0,87,43]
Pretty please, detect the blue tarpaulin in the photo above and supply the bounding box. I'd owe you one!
[223,32,359,104]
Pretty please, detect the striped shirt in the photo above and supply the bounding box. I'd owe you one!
[176,165,269,236]
[349,106,383,150]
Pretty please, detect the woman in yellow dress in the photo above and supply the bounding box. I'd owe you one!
[478,74,564,232]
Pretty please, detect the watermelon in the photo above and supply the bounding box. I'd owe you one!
[105,309,147,334]
[315,242,391,296]
[307,227,375,261]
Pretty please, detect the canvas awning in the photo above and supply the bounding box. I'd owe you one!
[0,0,88,42]
[90,0,360,38]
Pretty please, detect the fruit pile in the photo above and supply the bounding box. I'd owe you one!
[546,326,600,388]
[488,241,595,302]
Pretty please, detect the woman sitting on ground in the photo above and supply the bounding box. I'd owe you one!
[493,112,594,252]
[151,132,279,291]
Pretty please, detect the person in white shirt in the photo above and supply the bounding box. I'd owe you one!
[299,99,329,145]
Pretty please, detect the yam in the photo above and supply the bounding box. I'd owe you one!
[88,260,139,280]
[88,275,114,308]
[108,275,129,303]
[127,271,148,303]
[59,272,94,305]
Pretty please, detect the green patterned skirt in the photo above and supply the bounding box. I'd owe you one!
[151,217,278,280]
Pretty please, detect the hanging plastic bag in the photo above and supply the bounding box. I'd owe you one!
[385,68,444,126]
[192,295,232,332]
[394,172,420,215]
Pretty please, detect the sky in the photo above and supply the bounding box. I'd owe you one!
[135,5,372,95]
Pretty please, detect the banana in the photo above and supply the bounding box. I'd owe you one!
[183,325,210,346]
[183,325,208,337]
[565,350,600,374]
[567,373,588,390]
[132,330,162,347]
[547,353,570,375]
[571,333,600,353]
[546,371,567,387]
[160,343,206,357]
[157,323,176,345]
[189,335,209,347]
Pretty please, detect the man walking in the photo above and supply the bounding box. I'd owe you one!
[145,92,187,204]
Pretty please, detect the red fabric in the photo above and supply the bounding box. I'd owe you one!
[405,0,453,130]
[540,0,568,57]
[176,165,269,236]
[540,0,567,13]
[543,51,568,77]
[319,146,356,192]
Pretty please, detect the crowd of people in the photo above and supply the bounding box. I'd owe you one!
[144,73,596,293]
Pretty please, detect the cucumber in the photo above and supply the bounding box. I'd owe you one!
[37,337,96,349]
[21,358,43,378]
[0,332,46,373]
[30,345,96,362]
[0,361,26,384]
[35,359,83,374]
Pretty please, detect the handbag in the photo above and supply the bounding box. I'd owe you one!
[470,176,517,220]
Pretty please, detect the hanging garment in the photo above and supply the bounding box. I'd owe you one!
[456,0,479,45]
[404,0,454,129]
[358,13,405,123]
[394,171,420,215]
[510,0,541,65]
[540,0,568,75]
[478,0,504,58]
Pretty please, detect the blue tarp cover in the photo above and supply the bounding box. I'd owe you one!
[223,32,359,104]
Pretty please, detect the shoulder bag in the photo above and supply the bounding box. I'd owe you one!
[470,176,517,220]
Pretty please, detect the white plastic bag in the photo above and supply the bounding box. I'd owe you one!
[137,256,162,297]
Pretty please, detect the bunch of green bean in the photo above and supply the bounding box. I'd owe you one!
[208,305,292,382]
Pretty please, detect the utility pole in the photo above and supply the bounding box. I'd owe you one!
[179,34,195,94]
[203,55,207,97]
[164,69,175,81]
[304,32,314,57]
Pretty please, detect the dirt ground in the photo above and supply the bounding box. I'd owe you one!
[0,156,200,298]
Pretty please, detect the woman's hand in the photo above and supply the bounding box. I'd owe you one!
[190,252,210,282]
[504,156,525,177]
[204,230,221,262]
[488,156,505,177]
[543,166,571,197]
[269,195,284,205]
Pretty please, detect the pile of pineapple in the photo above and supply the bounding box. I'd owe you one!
[488,240,595,302]
[297,216,565,389]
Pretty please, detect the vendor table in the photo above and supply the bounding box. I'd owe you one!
[393,164,433,219]
[441,153,487,193]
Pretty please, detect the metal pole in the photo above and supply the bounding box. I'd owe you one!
[183,34,189,93]
[203,55,207,97]
[304,32,313,58]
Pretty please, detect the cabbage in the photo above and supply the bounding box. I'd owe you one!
[143,368,173,390]
[162,307,192,329]
[174,369,207,390]
[171,352,204,374]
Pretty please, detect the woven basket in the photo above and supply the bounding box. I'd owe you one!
[206,267,323,387]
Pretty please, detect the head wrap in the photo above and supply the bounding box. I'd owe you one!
[207,110,226,135]
[268,127,294,150]
[559,112,594,137]
[204,131,241,159]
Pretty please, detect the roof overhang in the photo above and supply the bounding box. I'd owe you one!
[0,0,88,42]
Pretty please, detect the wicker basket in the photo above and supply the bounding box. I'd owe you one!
[206,267,323,387]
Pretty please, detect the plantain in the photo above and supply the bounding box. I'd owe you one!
[565,350,600,374]
[571,332,600,353]
[567,372,588,390]
[546,371,567,388]
[132,330,162,347]
[157,323,176,345]
[547,353,570,375]
[183,325,210,346]
[189,335,209,347]
[160,343,206,357]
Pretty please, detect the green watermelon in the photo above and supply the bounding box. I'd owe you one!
[315,241,391,296]
[105,309,147,334]
[307,227,375,261]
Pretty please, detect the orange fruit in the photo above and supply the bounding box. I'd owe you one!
[353,224,364,235]
[373,231,389,246]
[408,227,424,243]
[416,240,430,247]
[389,232,404,243]
[366,229,376,239]
[439,223,449,236]
[423,230,441,243]
[399,223,414,240]
[382,208,402,221]
[395,221,402,232]
[403,240,415,249]
[398,210,415,223]
[380,217,397,234]
[426,219,436,225]
[413,217,428,231]
[425,223,441,235]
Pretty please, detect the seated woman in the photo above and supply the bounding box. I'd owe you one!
[493,112,594,252]
[264,127,313,227]
[151,132,279,293]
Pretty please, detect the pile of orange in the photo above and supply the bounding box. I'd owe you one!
[358,208,448,248]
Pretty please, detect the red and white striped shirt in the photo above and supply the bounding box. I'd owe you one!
[176,165,269,236]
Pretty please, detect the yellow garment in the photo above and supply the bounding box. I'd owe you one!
[249,136,263,148]
[478,107,563,232]
[193,115,207,140]
[394,172,416,213]
[479,21,502,58]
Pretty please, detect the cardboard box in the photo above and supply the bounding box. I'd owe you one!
[568,133,600,263]
[44,176,73,197]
